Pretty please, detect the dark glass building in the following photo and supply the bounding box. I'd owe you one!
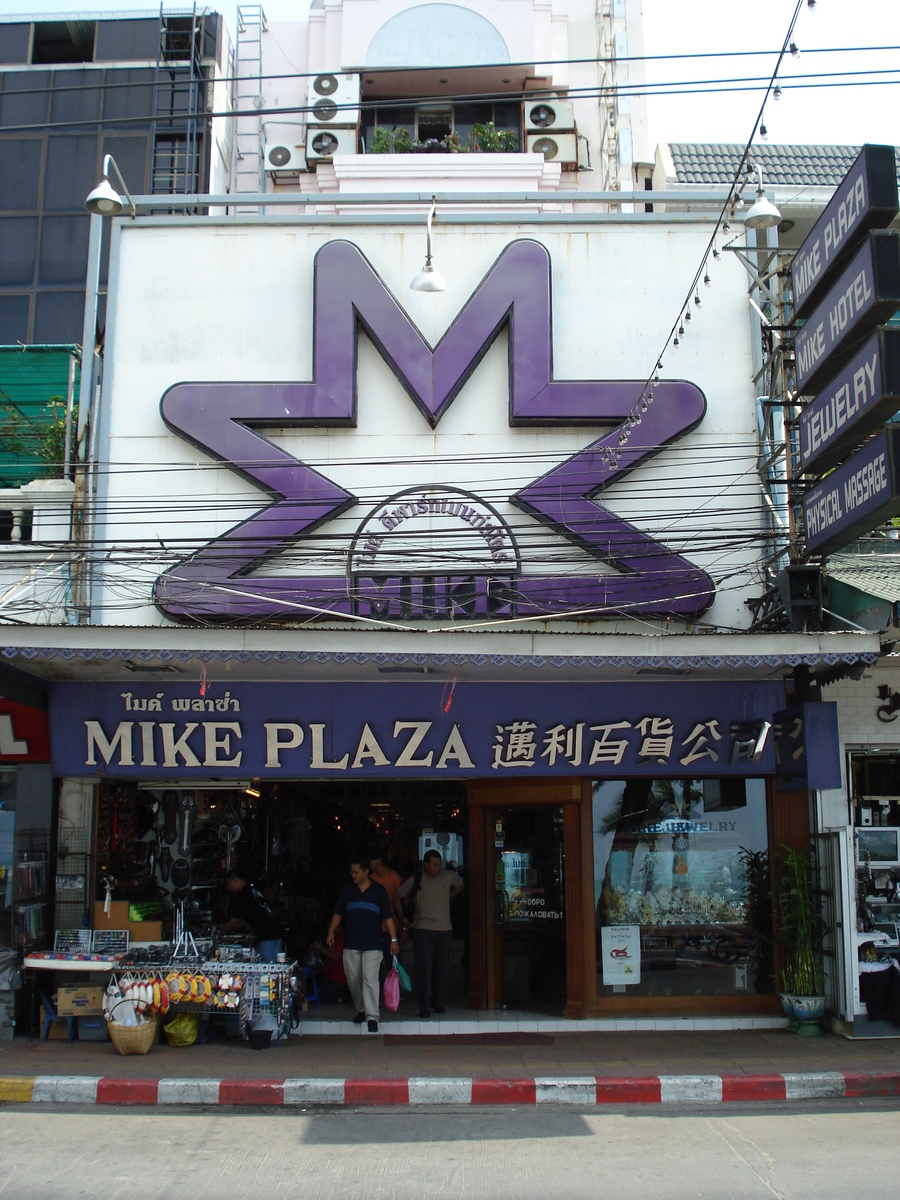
[0,12,223,346]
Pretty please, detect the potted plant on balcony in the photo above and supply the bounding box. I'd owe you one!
[471,121,518,153]
[774,844,826,1035]
[368,126,413,154]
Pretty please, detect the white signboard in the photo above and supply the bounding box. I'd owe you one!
[601,924,641,986]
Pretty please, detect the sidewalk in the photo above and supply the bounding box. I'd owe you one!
[2,1017,900,1107]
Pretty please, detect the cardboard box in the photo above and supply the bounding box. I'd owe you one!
[128,920,163,942]
[40,1006,70,1040]
[94,901,130,930]
[57,986,104,1016]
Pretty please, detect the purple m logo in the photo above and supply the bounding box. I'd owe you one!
[154,239,714,622]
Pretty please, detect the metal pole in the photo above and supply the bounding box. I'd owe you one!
[63,351,76,481]
[77,214,103,449]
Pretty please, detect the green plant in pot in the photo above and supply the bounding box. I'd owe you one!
[774,844,826,1035]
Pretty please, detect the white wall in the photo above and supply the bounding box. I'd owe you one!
[95,217,763,632]
[258,1,622,194]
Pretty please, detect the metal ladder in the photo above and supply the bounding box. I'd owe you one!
[232,4,267,213]
[150,2,204,203]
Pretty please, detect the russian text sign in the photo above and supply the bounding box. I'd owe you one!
[799,328,900,475]
[47,679,784,780]
[803,427,900,555]
[791,145,899,320]
[794,232,900,397]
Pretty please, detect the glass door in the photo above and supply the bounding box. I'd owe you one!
[488,806,566,1011]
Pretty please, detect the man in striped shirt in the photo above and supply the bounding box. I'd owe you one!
[326,856,399,1033]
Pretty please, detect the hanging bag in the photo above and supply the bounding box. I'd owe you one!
[395,959,412,993]
[382,956,401,1012]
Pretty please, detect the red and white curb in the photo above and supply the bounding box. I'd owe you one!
[2,1071,898,1107]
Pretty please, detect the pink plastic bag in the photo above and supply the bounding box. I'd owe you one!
[383,960,400,1012]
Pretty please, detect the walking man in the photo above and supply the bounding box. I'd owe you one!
[397,850,464,1017]
[369,845,403,984]
[326,856,399,1033]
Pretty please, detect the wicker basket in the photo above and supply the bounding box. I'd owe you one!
[108,1016,157,1056]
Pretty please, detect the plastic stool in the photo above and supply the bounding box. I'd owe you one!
[301,967,320,1009]
[38,988,77,1043]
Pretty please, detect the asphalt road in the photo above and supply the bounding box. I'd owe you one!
[1,1101,898,1200]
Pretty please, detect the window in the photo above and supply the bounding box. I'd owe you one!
[39,215,90,285]
[0,23,30,66]
[0,72,51,129]
[363,102,521,151]
[94,20,159,63]
[50,68,102,127]
[0,295,30,344]
[32,22,96,65]
[102,69,155,124]
[0,217,38,285]
[0,140,42,210]
[593,778,773,998]
[417,104,452,142]
[43,135,98,212]
[33,291,84,344]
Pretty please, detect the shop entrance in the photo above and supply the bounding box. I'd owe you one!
[487,806,566,1011]
[91,778,470,1012]
[466,780,589,1018]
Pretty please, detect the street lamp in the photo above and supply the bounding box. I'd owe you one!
[84,154,136,218]
[410,197,446,292]
[744,163,782,231]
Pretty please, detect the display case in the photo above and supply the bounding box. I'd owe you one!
[54,829,90,934]
[0,769,14,951]
[14,832,51,954]
[593,777,774,998]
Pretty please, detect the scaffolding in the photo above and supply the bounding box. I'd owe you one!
[150,4,206,200]
[232,5,267,213]
[737,225,813,632]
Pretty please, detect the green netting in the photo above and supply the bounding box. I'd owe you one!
[0,345,80,488]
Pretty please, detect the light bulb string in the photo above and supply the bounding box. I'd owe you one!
[607,0,807,471]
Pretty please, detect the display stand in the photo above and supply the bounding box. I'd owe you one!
[109,956,298,1040]
[172,902,199,959]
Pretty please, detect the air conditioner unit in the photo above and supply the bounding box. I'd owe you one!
[527,132,578,166]
[264,143,305,174]
[525,99,575,132]
[306,127,358,163]
[307,72,360,126]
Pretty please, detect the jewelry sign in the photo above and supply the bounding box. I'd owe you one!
[799,328,900,475]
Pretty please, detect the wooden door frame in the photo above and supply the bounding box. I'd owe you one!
[465,779,594,1018]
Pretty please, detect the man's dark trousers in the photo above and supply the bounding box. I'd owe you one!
[412,928,452,1011]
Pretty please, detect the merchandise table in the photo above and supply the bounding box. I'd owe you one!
[23,953,124,1039]
[109,958,299,1040]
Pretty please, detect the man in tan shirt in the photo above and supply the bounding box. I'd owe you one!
[397,849,464,1017]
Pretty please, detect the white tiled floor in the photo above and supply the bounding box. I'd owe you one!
[296,1005,789,1036]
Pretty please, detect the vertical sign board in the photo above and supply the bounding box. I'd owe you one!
[799,327,900,475]
[794,232,900,397]
[773,702,842,793]
[791,145,899,320]
[803,426,900,556]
